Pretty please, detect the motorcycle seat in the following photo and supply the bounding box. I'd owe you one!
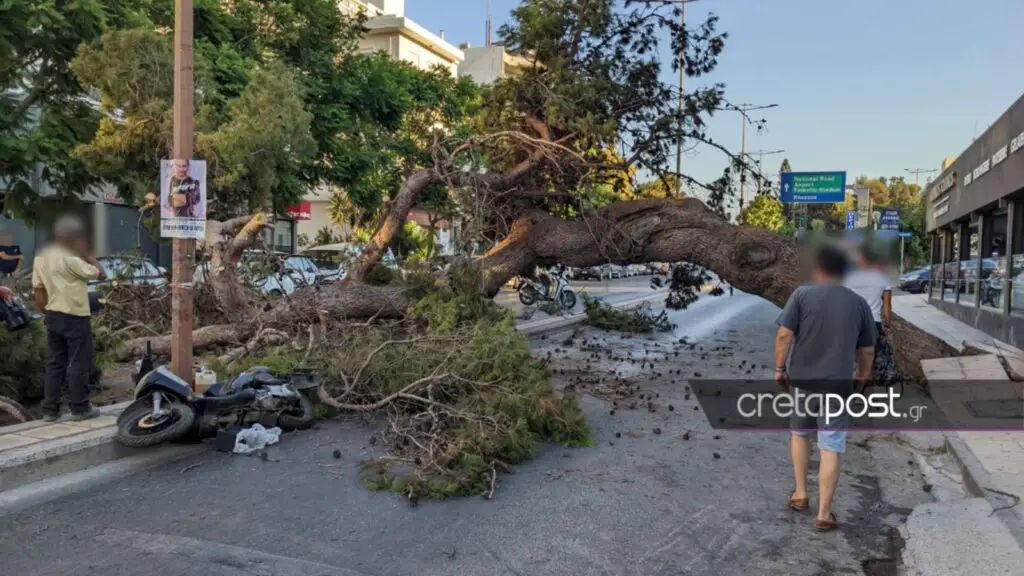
[230,367,286,389]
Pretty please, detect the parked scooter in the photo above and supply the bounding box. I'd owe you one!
[116,342,320,448]
[518,266,577,309]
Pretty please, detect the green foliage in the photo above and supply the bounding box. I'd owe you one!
[634,174,682,200]
[319,266,591,501]
[742,194,785,232]
[208,346,303,382]
[0,321,47,403]
[0,0,148,219]
[581,294,675,333]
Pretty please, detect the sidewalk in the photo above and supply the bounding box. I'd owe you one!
[896,292,1024,550]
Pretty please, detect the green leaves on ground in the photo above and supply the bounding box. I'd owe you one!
[315,266,591,501]
[582,294,675,333]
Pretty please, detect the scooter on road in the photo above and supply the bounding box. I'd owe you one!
[116,342,320,448]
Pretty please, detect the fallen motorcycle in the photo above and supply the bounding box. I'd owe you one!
[116,342,320,448]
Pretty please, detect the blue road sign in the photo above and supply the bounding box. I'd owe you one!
[898,231,913,239]
[779,171,847,203]
[880,208,900,231]
[846,211,857,230]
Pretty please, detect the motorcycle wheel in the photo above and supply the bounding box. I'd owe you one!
[277,392,316,431]
[518,286,537,306]
[560,290,577,309]
[116,395,196,448]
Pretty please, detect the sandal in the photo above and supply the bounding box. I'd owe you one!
[788,494,809,511]
[814,512,839,532]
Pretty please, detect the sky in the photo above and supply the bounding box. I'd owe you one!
[406,0,1024,198]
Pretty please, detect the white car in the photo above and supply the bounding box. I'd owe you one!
[88,256,168,312]
[301,242,399,281]
[193,253,322,298]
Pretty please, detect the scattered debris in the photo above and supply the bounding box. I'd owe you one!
[179,463,203,474]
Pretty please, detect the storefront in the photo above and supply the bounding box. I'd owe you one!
[927,92,1024,346]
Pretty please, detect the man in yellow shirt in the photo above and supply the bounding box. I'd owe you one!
[32,215,107,422]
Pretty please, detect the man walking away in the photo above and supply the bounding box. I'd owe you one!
[32,215,106,422]
[844,245,898,386]
[773,244,876,531]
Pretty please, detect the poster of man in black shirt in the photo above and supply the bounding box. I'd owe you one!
[160,158,207,239]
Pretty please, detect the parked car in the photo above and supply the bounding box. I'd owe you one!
[301,242,399,281]
[193,252,323,298]
[88,256,168,312]
[574,267,605,281]
[898,267,930,294]
[957,258,998,293]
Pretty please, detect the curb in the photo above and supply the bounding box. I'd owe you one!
[944,433,1024,550]
[0,401,131,493]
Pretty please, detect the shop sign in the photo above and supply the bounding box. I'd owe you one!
[1011,129,1024,155]
[927,171,956,203]
[285,201,312,220]
[992,144,1008,167]
[934,202,950,218]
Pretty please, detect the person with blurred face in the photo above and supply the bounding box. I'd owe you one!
[166,158,199,218]
[844,244,897,385]
[774,244,876,531]
[32,215,106,422]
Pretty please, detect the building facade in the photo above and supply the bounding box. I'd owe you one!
[458,44,532,84]
[926,92,1024,345]
[299,0,465,243]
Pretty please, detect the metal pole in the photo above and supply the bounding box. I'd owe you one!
[738,112,746,221]
[674,0,685,198]
[900,236,905,275]
[171,0,195,385]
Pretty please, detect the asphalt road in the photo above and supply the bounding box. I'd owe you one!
[0,289,932,576]
[495,274,665,316]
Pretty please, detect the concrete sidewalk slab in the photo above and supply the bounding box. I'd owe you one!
[893,293,994,353]
[900,497,1024,576]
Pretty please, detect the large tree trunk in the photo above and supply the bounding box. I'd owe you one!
[119,197,955,381]
[476,198,955,380]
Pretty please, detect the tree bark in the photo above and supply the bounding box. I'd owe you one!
[121,197,956,381]
[475,198,955,380]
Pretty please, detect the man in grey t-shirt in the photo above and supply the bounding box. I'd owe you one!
[774,244,876,531]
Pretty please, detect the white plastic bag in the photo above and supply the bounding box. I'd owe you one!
[232,423,282,454]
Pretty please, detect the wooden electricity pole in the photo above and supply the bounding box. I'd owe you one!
[171,0,195,384]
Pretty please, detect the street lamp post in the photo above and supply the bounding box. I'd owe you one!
[667,0,701,198]
[905,167,938,186]
[734,103,778,221]
[171,0,195,384]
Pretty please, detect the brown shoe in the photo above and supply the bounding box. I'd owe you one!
[789,493,809,511]
[814,512,839,532]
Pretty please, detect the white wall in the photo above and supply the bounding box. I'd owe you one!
[458,46,504,84]
[358,34,396,58]
[367,0,404,16]
[397,35,458,76]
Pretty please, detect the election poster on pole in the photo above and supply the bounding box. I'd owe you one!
[160,158,207,239]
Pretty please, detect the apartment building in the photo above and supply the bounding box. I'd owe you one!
[458,43,533,84]
[298,0,465,246]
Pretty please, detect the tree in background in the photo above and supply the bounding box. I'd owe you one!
[742,194,785,232]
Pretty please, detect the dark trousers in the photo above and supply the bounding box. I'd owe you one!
[42,312,94,415]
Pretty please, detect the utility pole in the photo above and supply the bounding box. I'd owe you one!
[734,103,778,221]
[668,0,700,198]
[905,167,938,186]
[171,0,195,384]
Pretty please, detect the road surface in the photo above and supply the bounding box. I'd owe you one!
[0,288,931,576]
[495,274,665,316]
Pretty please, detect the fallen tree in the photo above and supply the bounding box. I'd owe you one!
[113,197,953,381]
